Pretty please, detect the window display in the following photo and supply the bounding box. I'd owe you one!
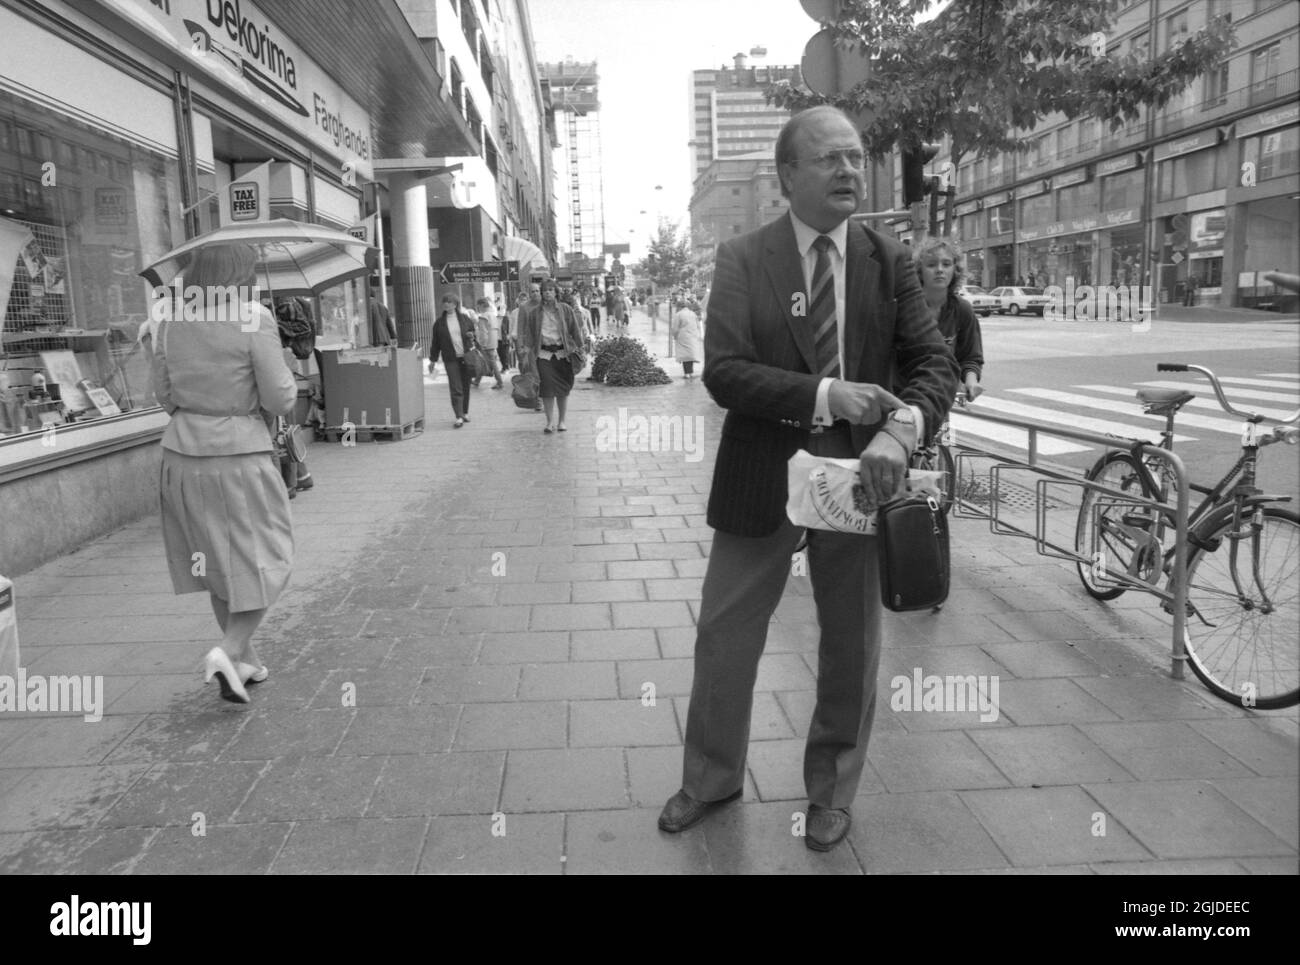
[0,90,182,437]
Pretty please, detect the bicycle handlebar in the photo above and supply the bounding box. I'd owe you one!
[1157,362,1300,425]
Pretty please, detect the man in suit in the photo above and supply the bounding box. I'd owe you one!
[658,106,959,851]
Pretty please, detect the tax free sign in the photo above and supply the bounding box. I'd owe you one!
[96,0,374,183]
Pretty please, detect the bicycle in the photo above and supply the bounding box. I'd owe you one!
[1074,363,1300,709]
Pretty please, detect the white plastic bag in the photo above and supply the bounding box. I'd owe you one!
[786,449,945,535]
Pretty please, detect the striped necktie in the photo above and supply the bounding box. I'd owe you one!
[809,235,840,378]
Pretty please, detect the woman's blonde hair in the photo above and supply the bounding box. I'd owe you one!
[186,244,257,290]
[912,236,965,294]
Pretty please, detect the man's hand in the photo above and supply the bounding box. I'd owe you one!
[828,380,907,425]
[860,431,909,507]
[963,373,983,401]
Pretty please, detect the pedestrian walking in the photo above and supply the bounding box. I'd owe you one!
[429,293,479,428]
[151,244,298,704]
[514,283,545,412]
[368,294,397,347]
[518,277,586,433]
[657,105,958,851]
[671,296,702,380]
[914,237,985,402]
[473,296,504,389]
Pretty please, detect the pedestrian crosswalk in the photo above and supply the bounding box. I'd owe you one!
[949,372,1300,457]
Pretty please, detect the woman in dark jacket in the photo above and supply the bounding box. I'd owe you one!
[914,238,984,402]
[429,294,480,428]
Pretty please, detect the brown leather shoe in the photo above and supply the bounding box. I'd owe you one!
[657,788,742,833]
[805,805,851,851]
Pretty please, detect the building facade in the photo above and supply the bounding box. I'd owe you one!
[397,0,556,309]
[0,0,476,574]
[689,51,802,185]
[688,153,789,252]
[896,0,1298,312]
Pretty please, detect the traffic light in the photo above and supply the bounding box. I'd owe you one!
[901,143,941,207]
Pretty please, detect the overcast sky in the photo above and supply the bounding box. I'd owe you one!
[527,0,818,257]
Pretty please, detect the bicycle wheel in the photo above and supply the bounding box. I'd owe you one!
[1075,452,1159,600]
[934,443,956,515]
[1180,505,1300,709]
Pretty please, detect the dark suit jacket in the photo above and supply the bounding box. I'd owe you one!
[429,310,478,366]
[703,215,959,537]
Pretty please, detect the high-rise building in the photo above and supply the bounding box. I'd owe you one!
[690,51,802,184]
[540,59,604,263]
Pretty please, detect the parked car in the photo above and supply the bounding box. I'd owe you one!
[989,286,1051,316]
[956,284,997,316]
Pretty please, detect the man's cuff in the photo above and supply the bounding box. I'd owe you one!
[910,404,926,447]
[813,378,835,426]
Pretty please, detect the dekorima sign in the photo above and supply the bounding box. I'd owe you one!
[97,0,374,181]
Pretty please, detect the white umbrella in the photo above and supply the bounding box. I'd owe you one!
[502,235,548,275]
[140,218,374,297]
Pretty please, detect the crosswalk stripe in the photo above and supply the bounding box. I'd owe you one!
[949,413,1091,455]
[1009,388,1227,435]
[1217,376,1300,390]
[1260,373,1300,380]
[1138,380,1299,405]
[1077,384,1299,423]
[973,395,1178,444]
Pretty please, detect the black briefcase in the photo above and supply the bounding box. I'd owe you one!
[876,492,950,612]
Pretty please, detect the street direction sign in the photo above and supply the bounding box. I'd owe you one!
[438,260,520,284]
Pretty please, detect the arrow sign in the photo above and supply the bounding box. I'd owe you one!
[438,260,520,284]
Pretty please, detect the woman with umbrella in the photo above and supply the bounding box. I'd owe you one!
[151,244,297,703]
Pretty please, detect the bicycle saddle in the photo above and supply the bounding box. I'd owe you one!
[1136,388,1194,414]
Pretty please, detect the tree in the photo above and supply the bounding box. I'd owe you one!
[636,219,694,293]
[770,0,1235,166]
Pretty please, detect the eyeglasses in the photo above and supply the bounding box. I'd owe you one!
[787,148,866,171]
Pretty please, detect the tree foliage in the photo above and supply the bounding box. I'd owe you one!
[636,220,694,292]
[769,0,1235,165]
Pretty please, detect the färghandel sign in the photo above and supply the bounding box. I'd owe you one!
[98,0,373,178]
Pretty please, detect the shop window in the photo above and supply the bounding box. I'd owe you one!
[1019,193,1054,226]
[1101,170,1143,210]
[1157,145,1225,201]
[1242,126,1300,180]
[1057,181,1099,221]
[987,202,1014,236]
[1,90,182,438]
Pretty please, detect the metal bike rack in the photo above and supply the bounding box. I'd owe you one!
[946,409,1192,680]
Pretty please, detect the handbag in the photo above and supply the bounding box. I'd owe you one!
[511,372,539,409]
[464,345,488,379]
[875,492,949,612]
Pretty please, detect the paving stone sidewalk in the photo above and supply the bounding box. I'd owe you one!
[0,307,1295,875]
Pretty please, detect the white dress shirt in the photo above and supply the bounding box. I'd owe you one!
[788,212,924,444]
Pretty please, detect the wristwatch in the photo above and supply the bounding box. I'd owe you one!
[880,407,918,455]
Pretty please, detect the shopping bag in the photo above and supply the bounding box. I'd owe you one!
[511,372,539,409]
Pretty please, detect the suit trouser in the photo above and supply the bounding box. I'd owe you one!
[446,357,470,417]
[682,430,883,809]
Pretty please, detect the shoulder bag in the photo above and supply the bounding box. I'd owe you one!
[876,492,949,612]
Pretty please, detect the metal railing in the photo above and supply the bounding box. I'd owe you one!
[948,407,1192,680]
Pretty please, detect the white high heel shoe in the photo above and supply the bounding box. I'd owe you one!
[237,661,269,685]
[203,647,250,704]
